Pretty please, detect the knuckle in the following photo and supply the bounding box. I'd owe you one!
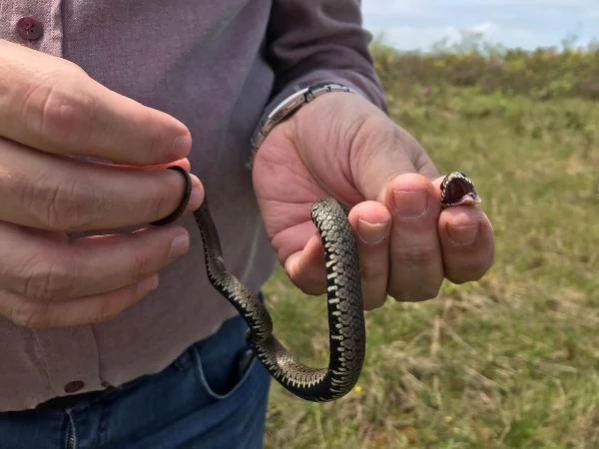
[131,250,155,281]
[100,295,135,322]
[447,267,487,285]
[139,108,170,156]
[293,280,326,296]
[89,302,119,325]
[446,253,495,285]
[91,287,143,325]
[23,70,93,146]
[395,290,440,303]
[289,270,326,296]
[44,179,95,231]
[362,294,387,311]
[21,255,76,302]
[393,244,438,266]
[8,301,50,328]
[390,280,442,302]
[24,173,100,231]
[357,252,384,278]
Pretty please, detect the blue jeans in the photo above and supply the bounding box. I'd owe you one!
[0,314,271,448]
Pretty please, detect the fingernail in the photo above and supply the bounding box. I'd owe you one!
[169,232,190,260]
[357,218,388,245]
[447,223,478,246]
[186,175,204,211]
[170,134,192,157]
[137,275,159,295]
[393,189,428,218]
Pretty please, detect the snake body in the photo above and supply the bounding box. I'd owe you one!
[192,171,479,402]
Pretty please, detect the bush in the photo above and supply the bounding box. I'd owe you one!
[370,35,599,100]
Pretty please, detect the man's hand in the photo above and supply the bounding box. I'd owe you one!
[0,40,204,327]
[252,92,494,310]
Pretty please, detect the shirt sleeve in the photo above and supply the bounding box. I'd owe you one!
[266,0,388,112]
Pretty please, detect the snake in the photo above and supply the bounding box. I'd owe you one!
[159,169,480,402]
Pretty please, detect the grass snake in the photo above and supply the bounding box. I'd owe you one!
[160,168,480,402]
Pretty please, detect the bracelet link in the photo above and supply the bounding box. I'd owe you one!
[248,82,357,168]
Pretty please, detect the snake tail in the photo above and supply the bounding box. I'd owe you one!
[194,197,365,402]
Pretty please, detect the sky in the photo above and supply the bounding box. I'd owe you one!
[361,0,599,51]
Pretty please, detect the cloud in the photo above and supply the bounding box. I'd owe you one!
[369,20,542,51]
[468,21,500,35]
[362,1,599,50]
[363,0,598,11]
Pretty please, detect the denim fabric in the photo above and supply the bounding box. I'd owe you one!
[0,314,271,449]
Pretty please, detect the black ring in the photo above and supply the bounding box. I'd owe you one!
[150,165,192,226]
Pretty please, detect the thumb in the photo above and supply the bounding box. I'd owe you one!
[292,93,439,200]
[349,118,439,200]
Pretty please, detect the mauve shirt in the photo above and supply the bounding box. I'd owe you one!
[0,0,385,411]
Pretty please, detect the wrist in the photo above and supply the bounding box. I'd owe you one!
[248,82,358,168]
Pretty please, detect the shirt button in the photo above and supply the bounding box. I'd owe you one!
[64,380,85,394]
[16,17,44,42]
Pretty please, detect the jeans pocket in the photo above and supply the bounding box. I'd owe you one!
[188,315,258,400]
[192,346,258,400]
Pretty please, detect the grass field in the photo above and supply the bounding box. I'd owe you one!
[262,45,599,448]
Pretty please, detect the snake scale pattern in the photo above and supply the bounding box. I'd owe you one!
[193,171,480,402]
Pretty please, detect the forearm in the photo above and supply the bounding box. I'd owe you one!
[266,0,387,111]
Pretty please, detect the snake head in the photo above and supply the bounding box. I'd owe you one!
[440,172,481,209]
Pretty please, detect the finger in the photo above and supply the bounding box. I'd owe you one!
[121,158,191,172]
[284,230,327,296]
[345,114,439,200]
[0,40,190,165]
[285,201,392,310]
[438,205,495,284]
[432,176,495,283]
[0,139,203,231]
[347,201,391,310]
[0,221,189,301]
[383,173,444,301]
[0,275,159,328]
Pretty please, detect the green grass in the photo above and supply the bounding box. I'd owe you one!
[262,71,599,448]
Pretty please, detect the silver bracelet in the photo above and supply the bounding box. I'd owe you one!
[248,82,357,168]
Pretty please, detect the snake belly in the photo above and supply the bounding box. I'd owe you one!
[192,171,478,402]
[194,197,364,402]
